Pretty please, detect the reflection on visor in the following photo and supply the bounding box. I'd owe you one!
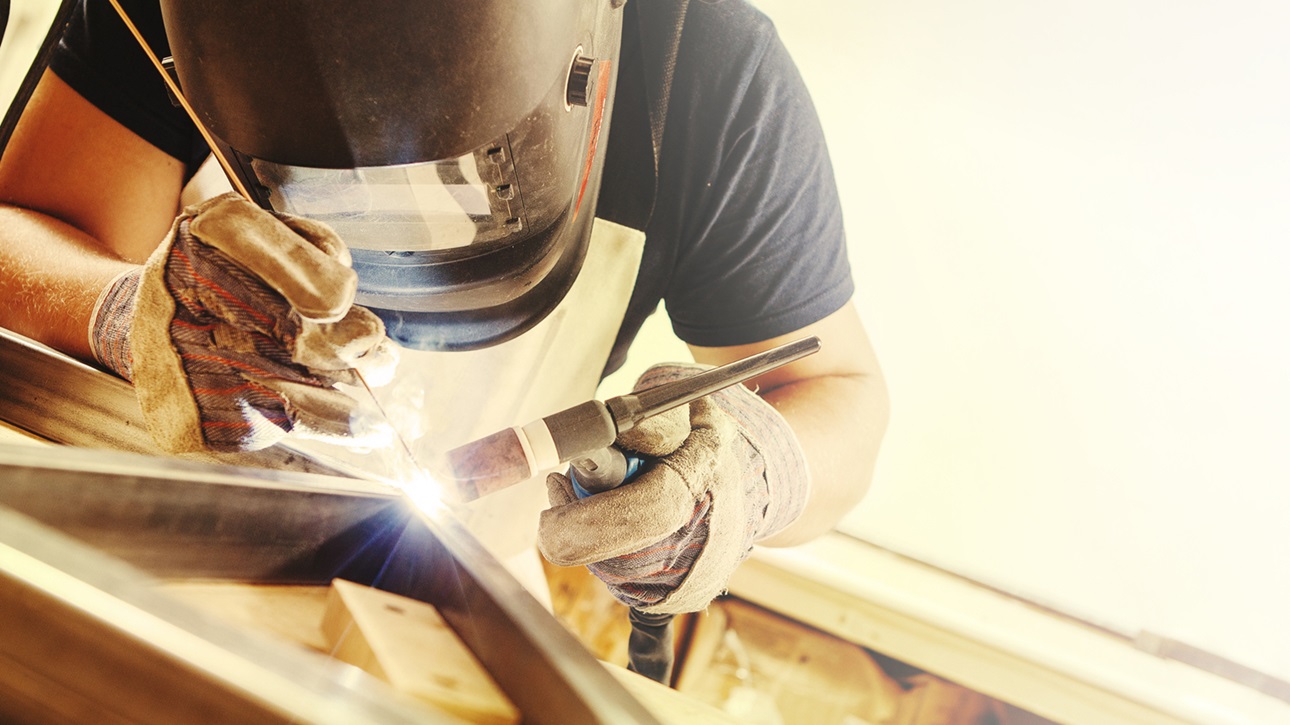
[252,139,526,252]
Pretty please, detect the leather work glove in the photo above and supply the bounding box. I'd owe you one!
[89,192,397,453]
[538,364,811,615]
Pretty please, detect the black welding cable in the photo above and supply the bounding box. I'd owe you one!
[626,608,676,684]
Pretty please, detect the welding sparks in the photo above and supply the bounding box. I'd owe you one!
[392,468,448,514]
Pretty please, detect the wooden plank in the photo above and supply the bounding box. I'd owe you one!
[732,553,1182,724]
[542,560,632,665]
[603,660,742,725]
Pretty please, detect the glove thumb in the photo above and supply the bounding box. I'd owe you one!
[616,404,690,457]
[538,470,694,566]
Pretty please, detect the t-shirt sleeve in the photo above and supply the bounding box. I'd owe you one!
[49,0,209,178]
[661,11,853,347]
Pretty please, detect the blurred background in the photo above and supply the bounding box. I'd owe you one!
[600,0,1290,691]
[747,0,1290,689]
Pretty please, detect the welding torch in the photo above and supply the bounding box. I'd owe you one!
[445,336,821,503]
[445,336,820,683]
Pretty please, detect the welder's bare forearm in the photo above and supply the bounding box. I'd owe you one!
[756,370,888,545]
[0,71,185,361]
[691,302,890,546]
[0,205,135,360]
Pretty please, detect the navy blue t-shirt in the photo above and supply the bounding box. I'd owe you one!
[49,0,852,375]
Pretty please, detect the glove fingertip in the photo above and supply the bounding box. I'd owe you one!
[537,507,595,567]
[352,337,400,387]
[293,306,394,373]
[187,194,357,322]
[545,471,578,507]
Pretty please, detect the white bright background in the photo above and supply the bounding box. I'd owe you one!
[743,0,1290,685]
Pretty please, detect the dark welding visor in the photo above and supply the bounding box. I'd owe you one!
[159,0,623,350]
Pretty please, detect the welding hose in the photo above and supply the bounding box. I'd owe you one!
[625,609,676,684]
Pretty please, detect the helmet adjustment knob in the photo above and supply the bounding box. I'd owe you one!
[566,54,596,108]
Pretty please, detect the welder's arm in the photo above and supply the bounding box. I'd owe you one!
[0,71,185,359]
[538,300,887,615]
[0,72,394,453]
[690,301,889,546]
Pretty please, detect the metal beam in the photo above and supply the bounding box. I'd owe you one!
[0,443,659,724]
[0,443,406,581]
[0,506,457,725]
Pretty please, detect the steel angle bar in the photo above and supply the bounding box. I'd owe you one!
[0,506,459,725]
[0,442,408,582]
[0,326,350,476]
[0,443,661,724]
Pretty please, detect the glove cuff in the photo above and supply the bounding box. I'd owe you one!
[711,381,811,542]
[88,268,142,381]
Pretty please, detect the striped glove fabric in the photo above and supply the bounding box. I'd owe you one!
[89,192,396,452]
[538,363,811,615]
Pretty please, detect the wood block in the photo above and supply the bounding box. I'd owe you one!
[321,579,519,725]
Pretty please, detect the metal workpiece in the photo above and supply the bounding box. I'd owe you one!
[0,443,661,724]
[0,507,450,725]
[0,327,353,476]
[0,443,407,582]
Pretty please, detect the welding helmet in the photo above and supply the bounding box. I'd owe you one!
[157,0,625,351]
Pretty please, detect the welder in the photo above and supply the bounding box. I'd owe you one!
[0,0,888,683]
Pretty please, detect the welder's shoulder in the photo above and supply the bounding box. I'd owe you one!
[677,0,780,61]
[668,0,794,106]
